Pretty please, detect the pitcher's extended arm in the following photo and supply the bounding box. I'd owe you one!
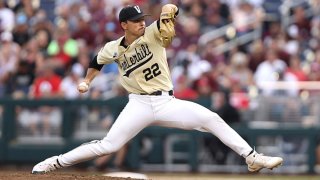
[78,55,103,93]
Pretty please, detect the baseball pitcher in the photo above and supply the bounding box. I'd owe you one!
[32,4,283,174]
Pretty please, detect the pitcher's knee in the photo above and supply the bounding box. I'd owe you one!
[208,112,226,124]
[99,138,123,155]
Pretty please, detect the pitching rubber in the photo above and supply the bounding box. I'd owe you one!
[102,172,148,179]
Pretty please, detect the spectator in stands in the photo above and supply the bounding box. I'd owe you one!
[310,17,320,50]
[19,38,45,81]
[72,16,96,49]
[30,9,53,34]
[309,49,320,81]
[12,12,30,46]
[0,31,20,97]
[54,1,72,26]
[269,36,291,65]
[100,20,122,47]
[263,22,282,45]
[172,44,211,85]
[76,40,91,72]
[226,52,254,91]
[254,49,287,96]
[270,55,307,97]
[202,11,225,34]
[248,39,265,73]
[12,0,37,19]
[30,63,62,99]
[60,63,85,99]
[34,29,51,57]
[176,16,201,50]
[174,74,198,100]
[192,73,216,110]
[0,0,15,33]
[210,61,231,91]
[292,6,311,40]
[222,51,253,109]
[286,55,307,81]
[189,2,205,26]
[202,0,230,33]
[28,63,63,136]
[6,60,34,96]
[47,20,79,74]
[204,0,231,23]
[310,0,320,15]
[203,37,227,66]
[231,1,264,36]
[284,25,300,56]
[87,0,105,21]
[193,73,217,98]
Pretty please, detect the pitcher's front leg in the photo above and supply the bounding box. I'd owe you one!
[32,97,154,173]
[155,98,253,157]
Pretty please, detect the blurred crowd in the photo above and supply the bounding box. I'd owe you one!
[0,0,320,106]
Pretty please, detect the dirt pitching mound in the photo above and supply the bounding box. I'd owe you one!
[0,171,145,180]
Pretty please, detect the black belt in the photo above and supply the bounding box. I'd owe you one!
[140,90,173,96]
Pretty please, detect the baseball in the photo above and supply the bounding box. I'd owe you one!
[78,82,89,93]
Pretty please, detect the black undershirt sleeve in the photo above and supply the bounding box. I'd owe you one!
[157,20,160,30]
[89,55,104,71]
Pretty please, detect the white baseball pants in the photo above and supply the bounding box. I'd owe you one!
[58,93,253,167]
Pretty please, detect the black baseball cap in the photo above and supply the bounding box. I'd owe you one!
[119,5,150,22]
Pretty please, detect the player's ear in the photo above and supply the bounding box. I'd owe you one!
[120,21,128,30]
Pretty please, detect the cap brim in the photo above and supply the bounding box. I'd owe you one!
[128,14,151,21]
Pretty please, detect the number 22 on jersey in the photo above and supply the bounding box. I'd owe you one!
[143,63,161,81]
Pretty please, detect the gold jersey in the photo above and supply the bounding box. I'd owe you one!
[97,21,173,94]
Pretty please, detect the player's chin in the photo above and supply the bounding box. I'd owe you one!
[138,29,145,36]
